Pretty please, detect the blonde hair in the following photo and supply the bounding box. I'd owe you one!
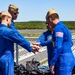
[0,11,12,23]
[8,4,18,13]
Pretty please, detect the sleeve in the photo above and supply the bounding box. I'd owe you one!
[7,30,33,52]
[36,33,45,42]
[40,40,52,46]
[36,33,45,46]
[10,21,33,52]
[36,33,52,46]
[10,21,17,31]
[50,28,63,66]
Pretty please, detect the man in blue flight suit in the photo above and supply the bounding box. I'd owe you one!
[0,11,39,75]
[8,4,20,56]
[46,8,75,75]
[32,13,56,74]
[37,24,55,75]
[8,4,19,30]
[36,21,54,74]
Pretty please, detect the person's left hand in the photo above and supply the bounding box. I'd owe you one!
[50,65,55,74]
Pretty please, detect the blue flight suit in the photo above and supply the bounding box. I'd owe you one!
[10,21,23,55]
[37,30,53,67]
[50,21,75,75]
[0,24,33,75]
[10,21,16,30]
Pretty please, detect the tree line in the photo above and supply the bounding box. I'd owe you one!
[15,21,75,29]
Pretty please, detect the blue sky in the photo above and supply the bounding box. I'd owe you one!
[0,0,75,22]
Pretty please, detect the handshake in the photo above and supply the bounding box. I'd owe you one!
[30,42,41,53]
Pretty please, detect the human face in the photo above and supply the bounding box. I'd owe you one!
[10,12,19,20]
[46,19,53,31]
[48,18,55,28]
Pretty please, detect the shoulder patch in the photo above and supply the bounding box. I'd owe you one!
[55,32,63,37]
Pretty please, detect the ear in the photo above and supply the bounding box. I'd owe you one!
[8,18,10,21]
[7,18,10,22]
[6,17,8,21]
[6,18,8,21]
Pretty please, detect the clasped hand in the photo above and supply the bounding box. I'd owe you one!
[30,42,40,53]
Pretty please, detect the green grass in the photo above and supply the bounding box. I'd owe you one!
[15,21,75,29]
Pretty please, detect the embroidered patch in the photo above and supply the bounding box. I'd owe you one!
[47,36,52,40]
[55,32,63,37]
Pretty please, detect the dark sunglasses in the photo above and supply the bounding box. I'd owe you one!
[46,22,49,25]
[14,12,19,15]
[46,22,48,24]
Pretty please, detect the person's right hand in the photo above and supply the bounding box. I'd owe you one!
[30,44,40,53]
[50,65,55,74]
[32,42,40,46]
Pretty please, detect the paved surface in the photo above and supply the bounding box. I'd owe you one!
[18,29,75,33]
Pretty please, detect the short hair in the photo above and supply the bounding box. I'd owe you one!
[48,13,59,20]
[8,4,19,13]
[0,11,12,23]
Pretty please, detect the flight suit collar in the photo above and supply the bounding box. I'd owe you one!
[0,24,7,27]
[56,21,62,26]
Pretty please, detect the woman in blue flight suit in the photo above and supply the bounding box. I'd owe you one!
[46,8,75,75]
[0,12,37,75]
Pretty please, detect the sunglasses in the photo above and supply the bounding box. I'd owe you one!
[14,12,19,15]
[46,22,48,24]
